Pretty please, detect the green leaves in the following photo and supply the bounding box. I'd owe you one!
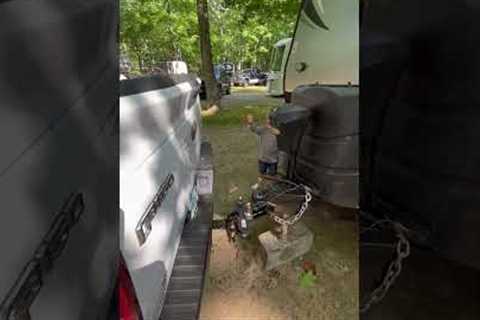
[299,270,318,288]
[209,0,300,69]
[121,0,198,72]
[120,0,301,74]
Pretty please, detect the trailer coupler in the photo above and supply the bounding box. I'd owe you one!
[224,177,312,243]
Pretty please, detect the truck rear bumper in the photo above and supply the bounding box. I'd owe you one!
[159,141,214,320]
[159,198,213,320]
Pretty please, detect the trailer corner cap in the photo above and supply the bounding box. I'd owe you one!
[303,0,329,30]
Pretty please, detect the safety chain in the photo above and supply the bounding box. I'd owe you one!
[270,187,312,226]
[360,223,411,314]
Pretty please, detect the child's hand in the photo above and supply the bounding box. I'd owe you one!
[269,126,281,135]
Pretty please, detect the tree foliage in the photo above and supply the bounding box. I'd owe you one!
[121,0,301,74]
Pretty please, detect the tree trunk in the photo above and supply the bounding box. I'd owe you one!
[196,0,220,108]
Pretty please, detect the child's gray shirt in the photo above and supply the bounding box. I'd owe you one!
[249,124,279,163]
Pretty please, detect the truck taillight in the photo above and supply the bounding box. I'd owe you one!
[119,256,143,320]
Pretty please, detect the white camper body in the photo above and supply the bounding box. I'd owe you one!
[266,38,292,96]
[284,0,359,96]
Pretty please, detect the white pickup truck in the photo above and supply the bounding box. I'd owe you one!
[119,73,214,320]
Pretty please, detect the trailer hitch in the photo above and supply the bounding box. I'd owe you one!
[225,177,311,243]
[225,193,277,242]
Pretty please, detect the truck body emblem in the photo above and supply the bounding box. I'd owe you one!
[136,173,175,245]
[0,193,85,320]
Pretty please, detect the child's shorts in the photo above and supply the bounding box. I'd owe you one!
[258,161,278,176]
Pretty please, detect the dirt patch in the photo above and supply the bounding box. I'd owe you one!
[200,200,358,320]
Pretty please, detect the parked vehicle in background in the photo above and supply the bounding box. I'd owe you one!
[283,0,358,102]
[232,71,249,87]
[233,68,267,86]
[266,38,292,96]
[256,70,268,86]
[0,0,118,319]
[215,64,232,95]
[120,72,214,320]
[221,62,235,80]
[200,64,231,99]
[241,69,259,85]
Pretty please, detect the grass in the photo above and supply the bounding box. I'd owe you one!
[202,126,259,219]
[202,86,281,217]
[201,85,282,111]
[231,85,268,94]
[203,104,273,127]
[200,88,358,320]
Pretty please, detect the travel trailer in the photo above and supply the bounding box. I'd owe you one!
[271,0,359,208]
[283,0,359,102]
[266,38,292,96]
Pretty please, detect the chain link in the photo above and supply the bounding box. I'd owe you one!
[270,188,312,226]
[360,223,410,314]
